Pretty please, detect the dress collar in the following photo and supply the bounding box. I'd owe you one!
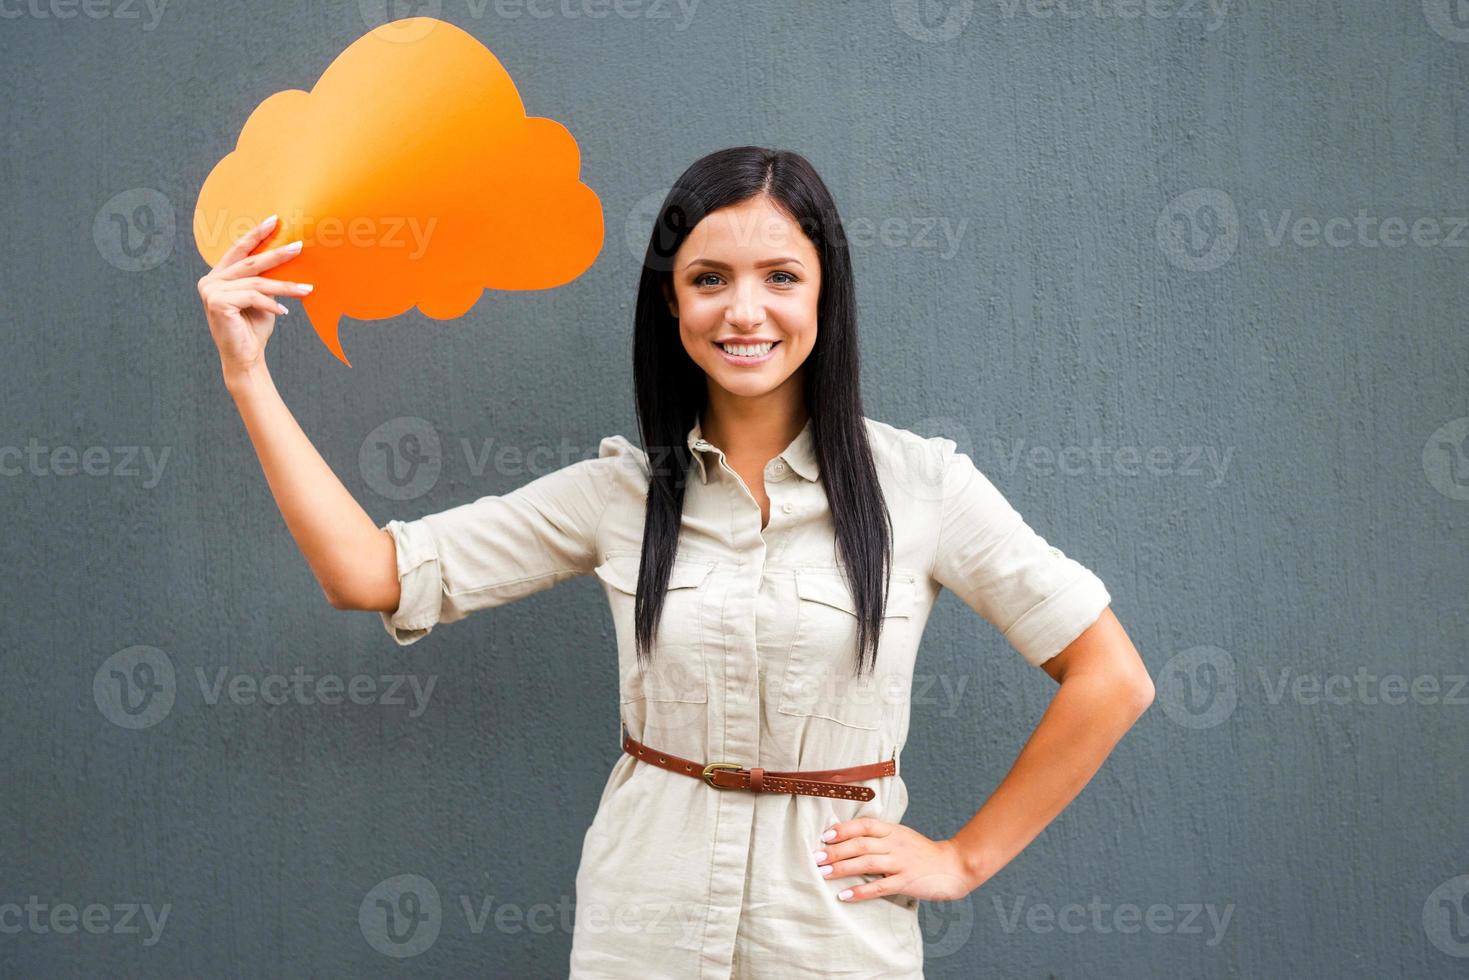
[684,414,819,485]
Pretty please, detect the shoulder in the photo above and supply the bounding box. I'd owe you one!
[593,433,651,488]
[861,414,960,470]
[861,416,979,503]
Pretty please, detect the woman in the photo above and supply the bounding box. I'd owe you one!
[197,146,1154,978]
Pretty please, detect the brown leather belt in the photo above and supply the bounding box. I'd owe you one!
[622,733,894,802]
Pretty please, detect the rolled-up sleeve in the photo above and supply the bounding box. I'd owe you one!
[378,435,627,646]
[929,437,1111,667]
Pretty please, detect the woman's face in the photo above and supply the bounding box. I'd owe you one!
[666,194,822,402]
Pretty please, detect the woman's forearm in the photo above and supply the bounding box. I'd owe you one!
[224,363,400,611]
[949,667,1153,890]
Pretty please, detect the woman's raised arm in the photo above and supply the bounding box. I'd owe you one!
[197,215,401,613]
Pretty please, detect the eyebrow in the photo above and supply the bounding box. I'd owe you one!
[681,256,806,271]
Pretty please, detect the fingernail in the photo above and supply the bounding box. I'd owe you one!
[837,889,853,901]
[820,829,836,843]
[261,213,278,228]
[296,283,314,293]
[282,240,303,253]
[277,305,289,315]
[819,865,832,877]
[812,850,827,863]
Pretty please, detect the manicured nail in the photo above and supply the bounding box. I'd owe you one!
[837,889,853,901]
[277,304,289,315]
[812,851,827,863]
[296,283,314,293]
[820,829,836,842]
[819,865,833,877]
[261,213,278,229]
[281,239,303,253]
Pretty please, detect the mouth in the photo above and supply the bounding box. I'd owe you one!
[713,339,780,365]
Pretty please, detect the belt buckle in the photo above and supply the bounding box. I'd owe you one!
[701,762,742,788]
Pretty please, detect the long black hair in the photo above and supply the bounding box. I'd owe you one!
[630,146,894,678]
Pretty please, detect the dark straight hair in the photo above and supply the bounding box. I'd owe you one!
[630,146,893,678]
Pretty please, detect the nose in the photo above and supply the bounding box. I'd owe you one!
[724,276,765,329]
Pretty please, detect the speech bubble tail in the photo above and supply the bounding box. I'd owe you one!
[304,300,352,367]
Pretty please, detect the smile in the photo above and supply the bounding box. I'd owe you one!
[714,340,780,364]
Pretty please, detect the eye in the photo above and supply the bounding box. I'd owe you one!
[770,271,799,285]
[693,273,722,287]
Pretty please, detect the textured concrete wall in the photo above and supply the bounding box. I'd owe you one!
[2,2,1466,976]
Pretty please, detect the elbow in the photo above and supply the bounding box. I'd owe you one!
[1126,671,1156,719]
[322,579,360,611]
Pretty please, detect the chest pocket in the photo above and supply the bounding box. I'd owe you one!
[778,567,916,730]
[594,553,715,704]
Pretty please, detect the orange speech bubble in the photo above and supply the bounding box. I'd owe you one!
[193,17,603,366]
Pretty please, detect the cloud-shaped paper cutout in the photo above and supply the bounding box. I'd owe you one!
[193,17,603,366]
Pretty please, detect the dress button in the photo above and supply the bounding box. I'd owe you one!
[781,502,794,514]
[771,460,785,472]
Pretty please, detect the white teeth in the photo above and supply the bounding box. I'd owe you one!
[719,341,774,357]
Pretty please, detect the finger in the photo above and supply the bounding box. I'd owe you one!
[822,818,889,845]
[819,836,888,866]
[220,239,304,281]
[211,213,280,274]
[222,275,314,297]
[221,289,289,317]
[837,874,901,903]
[825,854,897,881]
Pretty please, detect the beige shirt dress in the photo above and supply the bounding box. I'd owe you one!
[378,414,1112,978]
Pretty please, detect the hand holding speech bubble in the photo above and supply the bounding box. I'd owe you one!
[193,17,604,366]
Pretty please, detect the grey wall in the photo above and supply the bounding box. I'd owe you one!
[2,2,1466,976]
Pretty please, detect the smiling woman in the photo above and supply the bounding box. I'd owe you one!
[199,145,1152,980]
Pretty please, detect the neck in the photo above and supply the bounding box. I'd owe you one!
[701,380,808,460]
